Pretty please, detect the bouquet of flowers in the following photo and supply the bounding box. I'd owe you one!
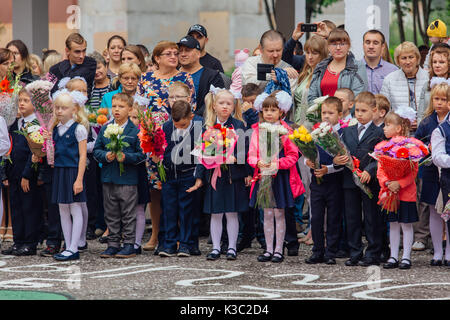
[192,123,239,191]
[370,136,429,213]
[86,106,109,133]
[0,71,22,126]
[16,122,46,170]
[311,122,373,198]
[137,108,169,181]
[442,199,450,222]
[255,122,289,208]
[289,125,322,184]
[305,95,328,125]
[339,118,358,129]
[25,80,55,164]
[104,123,130,176]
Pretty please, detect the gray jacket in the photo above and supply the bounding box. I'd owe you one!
[307,52,368,104]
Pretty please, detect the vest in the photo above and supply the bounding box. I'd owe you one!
[53,122,79,168]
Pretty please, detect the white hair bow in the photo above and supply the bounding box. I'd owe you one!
[253,90,292,113]
[430,77,450,89]
[133,94,150,107]
[52,88,88,106]
[394,105,416,123]
[209,84,241,100]
[58,76,88,90]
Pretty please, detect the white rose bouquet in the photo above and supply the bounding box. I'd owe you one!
[104,123,129,176]
[306,95,328,125]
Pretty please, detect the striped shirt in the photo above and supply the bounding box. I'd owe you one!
[89,82,113,109]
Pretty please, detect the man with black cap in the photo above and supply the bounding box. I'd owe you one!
[188,24,225,73]
[178,35,224,117]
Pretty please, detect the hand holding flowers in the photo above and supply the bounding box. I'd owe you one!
[104,123,129,176]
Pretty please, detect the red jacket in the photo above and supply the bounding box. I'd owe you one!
[376,162,417,202]
[247,121,305,199]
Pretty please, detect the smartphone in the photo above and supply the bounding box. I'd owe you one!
[257,63,274,81]
[301,23,318,32]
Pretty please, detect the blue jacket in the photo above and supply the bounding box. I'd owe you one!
[93,119,146,185]
[100,86,122,112]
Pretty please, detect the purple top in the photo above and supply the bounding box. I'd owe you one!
[364,58,398,95]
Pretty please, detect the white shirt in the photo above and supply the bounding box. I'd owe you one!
[57,119,88,142]
[18,113,37,130]
[87,127,98,154]
[431,124,450,169]
[358,121,372,140]
[343,114,353,121]
[0,116,10,157]
[172,120,193,142]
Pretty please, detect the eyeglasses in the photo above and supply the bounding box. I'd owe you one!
[160,52,179,57]
[168,95,189,101]
[329,42,348,48]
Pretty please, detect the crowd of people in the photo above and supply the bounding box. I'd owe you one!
[0,17,448,271]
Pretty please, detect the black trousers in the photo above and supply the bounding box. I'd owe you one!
[41,181,62,247]
[310,180,342,258]
[344,188,383,261]
[9,179,42,249]
[85,154,99,232]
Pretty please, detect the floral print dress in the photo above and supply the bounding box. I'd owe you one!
[139,71,197,190]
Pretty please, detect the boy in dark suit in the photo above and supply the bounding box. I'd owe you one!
[94,92,146,259]
[2,89,42,256]
[335,91,384,267]
[305,96,344,265]
[158,100,203,257]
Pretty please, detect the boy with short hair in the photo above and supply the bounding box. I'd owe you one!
[94,92,146,259]
[2,88,42,256]
[305,96,344,265]
[241,83,261,128]
[334,88,355,120]
[374,94,390,128]
[159,100,204,257]
[336,91,385,267]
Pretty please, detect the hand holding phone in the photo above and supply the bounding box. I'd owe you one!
[301,23,318,33]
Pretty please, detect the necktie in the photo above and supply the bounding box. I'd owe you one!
[20,120,26,130]
[358,125,365,140]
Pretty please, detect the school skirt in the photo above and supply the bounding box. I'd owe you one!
[385,201,418,223]
[52,167,87,204]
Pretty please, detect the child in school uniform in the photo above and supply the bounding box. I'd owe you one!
[305,96,344,265]
[49,90,88,261]
[379,108,421,270]
[129,102,150,254]
[190,87,249,261]
[334,91,385,267]
[1,88,42,256]
[65,77,97,246]
[157,100,203,257]
[416,82,449,266]
[248,90,305,263]
[94,92,146,259]
[431,92,450,266]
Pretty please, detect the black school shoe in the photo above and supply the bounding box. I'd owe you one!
[383,257,399,269]
[257,251,273,262]
[189,247,202,256]
[305,254,324,264]
[78,243,88,252]
[271,252,284,263]
[398,258,412,270]
[16,246,37,256]
[86,229,97,240]
[206,249,221,261]
[226,248,237,260]
[1,244,22,256]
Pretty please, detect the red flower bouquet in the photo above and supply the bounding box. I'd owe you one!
[192,123,238,191]
[137,108,169,181]
[371,136,429,213]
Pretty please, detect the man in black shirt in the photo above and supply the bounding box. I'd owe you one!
[178,36,224,117]
[187,24,225,73]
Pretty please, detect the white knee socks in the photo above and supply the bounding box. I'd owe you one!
[59,202,83,256]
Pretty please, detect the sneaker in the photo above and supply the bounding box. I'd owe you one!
[177,247,190,257]
[115,244,137,259]
[40,245,61,257]
[100,246,119,258]
[159,248,176,257]
[412,241,426,251]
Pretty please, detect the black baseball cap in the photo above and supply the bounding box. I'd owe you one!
[177,35,201,50]
[188,24,207,38]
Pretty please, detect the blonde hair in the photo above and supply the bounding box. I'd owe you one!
[43,52,62,74]
[52,93,89,131]
[384,111,411,136]
[428,45,450,84]
[424,83,450,118]
[394,41,420,67]
[297,35,328,87]
[375,94,391,114]
[66,78,87,92]
[204,90,243,127]
[29,53,43,76]
[169,81,190,96]
[355,91,377,108]
[112,62,142,88]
